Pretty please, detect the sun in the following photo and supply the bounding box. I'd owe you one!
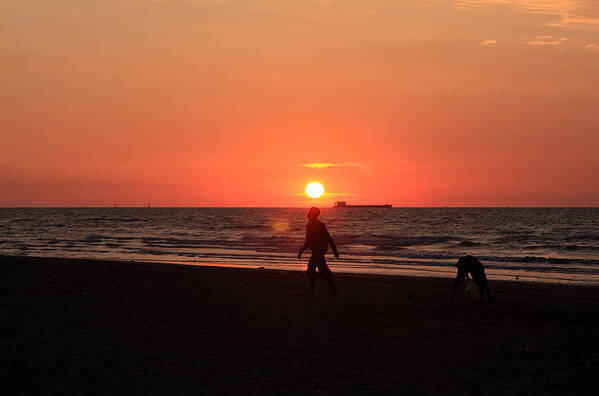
[305,182,325,198]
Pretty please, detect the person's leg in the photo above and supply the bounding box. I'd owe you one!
[307,256,317,293]
[476,277,491,303]
[318,256,336,295]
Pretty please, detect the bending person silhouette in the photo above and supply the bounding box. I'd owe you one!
[451,255,492,302]
[298,207,339,295]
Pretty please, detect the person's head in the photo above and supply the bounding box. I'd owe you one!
[456,255,474,268]
[307,207,320,220]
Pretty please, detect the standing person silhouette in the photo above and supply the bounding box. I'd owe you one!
[451,255,492,303]
[298,207,339,295]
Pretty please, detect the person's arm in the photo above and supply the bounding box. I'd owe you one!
[298,224,308,259]
[451,270,465,299]
[325,227,339,258]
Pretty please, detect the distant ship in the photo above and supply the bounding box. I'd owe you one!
[333,201,392,208]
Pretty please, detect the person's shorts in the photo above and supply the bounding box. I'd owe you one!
[307,254,331,276]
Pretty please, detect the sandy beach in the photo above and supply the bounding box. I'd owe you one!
[2,255,599,394]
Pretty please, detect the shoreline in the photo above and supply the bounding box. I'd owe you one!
[5,253,599,286]
[148,258,599,285]
[4,254,599,295]
[3,255,599,393]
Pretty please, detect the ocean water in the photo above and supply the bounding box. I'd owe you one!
[1,207,599,284]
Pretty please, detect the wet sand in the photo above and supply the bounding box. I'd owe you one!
[2,255,599,394]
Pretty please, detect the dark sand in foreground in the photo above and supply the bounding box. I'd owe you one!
[2,255,599,394]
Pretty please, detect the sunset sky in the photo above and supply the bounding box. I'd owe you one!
[2,0,599,207]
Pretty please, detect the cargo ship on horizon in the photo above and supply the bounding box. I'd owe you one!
[333,201,392,208]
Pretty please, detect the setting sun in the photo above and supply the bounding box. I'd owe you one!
[305,182,325,199]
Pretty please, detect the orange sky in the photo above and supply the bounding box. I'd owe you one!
[2,0,599,207]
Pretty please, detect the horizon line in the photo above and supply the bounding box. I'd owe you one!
[1,206,598,209]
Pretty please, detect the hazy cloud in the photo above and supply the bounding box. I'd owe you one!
[453,0,599,30]
[525,35,568,46]
[480,39,500,46]
[292,191,359,197]
[299,162,365,169]
[546,15,599,30]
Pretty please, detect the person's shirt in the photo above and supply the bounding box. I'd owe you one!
[305,219,336,254]
[456,256,486,284]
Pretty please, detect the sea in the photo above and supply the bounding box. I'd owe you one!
[1,207,599,284]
